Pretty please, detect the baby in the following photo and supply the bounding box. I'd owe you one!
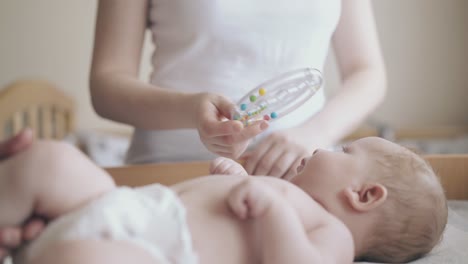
[0,137,447,264]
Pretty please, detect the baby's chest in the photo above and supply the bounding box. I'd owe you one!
[183,195,258,264]
[261,177,327,227]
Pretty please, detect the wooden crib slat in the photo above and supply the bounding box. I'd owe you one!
[26,106,39,139]
[2,119,13,139]
[0,79,75,140]
[65,111,74,137]
[12,112,23,135]
[41,106,53,139]
[54,108,65,139]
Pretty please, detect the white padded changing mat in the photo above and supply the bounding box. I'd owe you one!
[357,200,468,264]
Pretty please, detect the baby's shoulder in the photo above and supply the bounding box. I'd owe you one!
[307,215,354,263]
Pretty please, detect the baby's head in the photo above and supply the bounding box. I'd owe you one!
[291,137,447,263]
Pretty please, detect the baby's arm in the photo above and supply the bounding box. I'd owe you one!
[0,141,115,227]
[228,179,353,264]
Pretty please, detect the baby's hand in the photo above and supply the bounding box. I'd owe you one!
[210,157,248,176]
[227,179,278,219]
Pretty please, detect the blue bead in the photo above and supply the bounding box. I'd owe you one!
[270,112,278,119]
[240,104,247,111]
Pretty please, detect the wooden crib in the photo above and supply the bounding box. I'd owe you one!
[2,78,467,264]
[105,155,468,200]
[1,79,467,200]
[0,79,75,141]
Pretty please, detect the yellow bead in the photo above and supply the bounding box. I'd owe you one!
[259,88,266,96]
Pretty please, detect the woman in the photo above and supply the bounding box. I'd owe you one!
[90,0,386,179]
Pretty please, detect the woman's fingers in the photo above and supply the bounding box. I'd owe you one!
[0,128,34,160]
[252,144,283,176]
[242,138,273,175]
[23,218,46,241]
[266,151,298,178]
[0,248,9,261]
[0,228,21,248]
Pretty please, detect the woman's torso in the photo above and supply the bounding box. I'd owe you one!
[127,0,342,163]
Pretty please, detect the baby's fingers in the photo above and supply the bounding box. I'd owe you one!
[23,218,46,241]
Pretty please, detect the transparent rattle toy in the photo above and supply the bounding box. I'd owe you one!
[232,67,323,126]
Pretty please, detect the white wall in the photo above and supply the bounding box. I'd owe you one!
[1,0,467,132]
[325,0,468,128]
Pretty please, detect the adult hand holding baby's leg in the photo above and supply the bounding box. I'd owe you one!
[227,179,279,219]
[0,129,45,260]
[0,218,45,260]
[0,139,115,261]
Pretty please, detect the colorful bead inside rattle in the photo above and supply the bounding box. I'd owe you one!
[233,88,268,125]
[232,68,323,126]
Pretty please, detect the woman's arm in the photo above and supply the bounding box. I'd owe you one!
[297,0,387,149]
[90,0,267,158]
[90,0,196,129]
[241,0,386,177]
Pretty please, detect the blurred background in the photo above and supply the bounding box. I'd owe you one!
[1,0,467,165]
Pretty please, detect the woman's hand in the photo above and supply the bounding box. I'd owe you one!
[0,129,45,260]
[0,218,45,259]
[0,129,34,160]
[194,93,268,159]
[242,130,309,180]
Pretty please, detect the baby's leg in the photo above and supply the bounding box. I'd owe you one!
[0,141,115,226]
[29,240,157,264]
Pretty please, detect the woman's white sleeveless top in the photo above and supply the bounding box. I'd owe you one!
[126,0,341,163]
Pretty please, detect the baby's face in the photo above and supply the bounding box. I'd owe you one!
[290,137,401,208]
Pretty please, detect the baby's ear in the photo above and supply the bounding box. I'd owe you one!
[343,183,387,212]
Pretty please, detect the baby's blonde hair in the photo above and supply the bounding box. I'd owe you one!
[359,147,448,263]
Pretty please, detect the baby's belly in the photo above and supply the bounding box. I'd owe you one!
[173,176,258,264]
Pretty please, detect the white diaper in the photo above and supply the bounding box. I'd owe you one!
[18,184,197,264]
